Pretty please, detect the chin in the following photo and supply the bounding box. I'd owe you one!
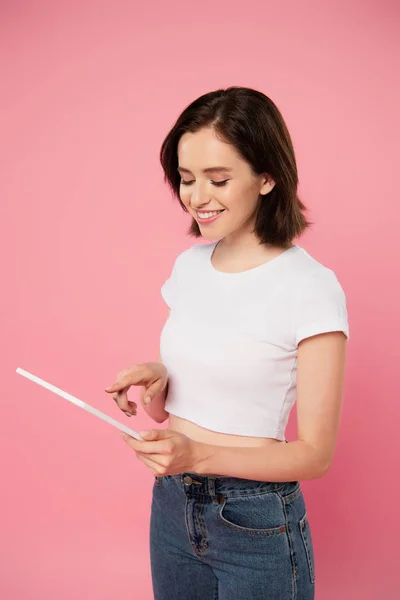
[189,216,226,240]
[197,226,223,241]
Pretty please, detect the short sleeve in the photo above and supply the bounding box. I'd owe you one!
[160,255,180,309]
[293,267,349,346]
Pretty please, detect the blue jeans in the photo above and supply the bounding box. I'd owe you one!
[150,472,315,599]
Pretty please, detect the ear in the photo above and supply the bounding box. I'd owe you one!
[260,173,276,195]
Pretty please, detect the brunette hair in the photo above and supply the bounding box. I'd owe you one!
[159,86,311,246]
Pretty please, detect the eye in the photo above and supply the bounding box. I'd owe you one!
[180,179,229,187]
[212,180,229,187]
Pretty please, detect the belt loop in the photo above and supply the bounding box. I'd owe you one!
[208,476,219,505]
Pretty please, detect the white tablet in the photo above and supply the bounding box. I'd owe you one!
[16,367,142,441]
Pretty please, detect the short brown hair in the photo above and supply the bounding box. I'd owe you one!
[159,86,311,246]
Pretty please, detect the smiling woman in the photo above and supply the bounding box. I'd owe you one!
[110,86,349,600]
[160,87,309,247]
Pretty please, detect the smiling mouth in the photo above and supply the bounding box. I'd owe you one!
[196,210,225,219]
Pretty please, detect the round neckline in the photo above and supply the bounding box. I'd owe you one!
[207,240,300,276]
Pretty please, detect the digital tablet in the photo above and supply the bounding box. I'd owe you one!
[16,367,142,441]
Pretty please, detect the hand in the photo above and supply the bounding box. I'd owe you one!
[121,429,202,476]
[105,362,168,417]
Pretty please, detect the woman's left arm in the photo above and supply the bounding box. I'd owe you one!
[123,331,347,482]
[197,331,346,481]
[196,331,348,481]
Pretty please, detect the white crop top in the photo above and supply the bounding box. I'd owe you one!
[160,241,349,441]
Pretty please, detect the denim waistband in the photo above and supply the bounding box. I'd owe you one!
[164,472,294,498]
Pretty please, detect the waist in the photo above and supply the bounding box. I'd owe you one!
[168,413,286,447]
[157,472,298,499]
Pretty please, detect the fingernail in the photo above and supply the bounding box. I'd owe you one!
[105,386,112,391]
[140,431,149,437]
[144,396,151,405]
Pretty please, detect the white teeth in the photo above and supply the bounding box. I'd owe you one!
[197,210,223,219]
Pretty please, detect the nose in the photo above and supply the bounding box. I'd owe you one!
[189,181,212,210]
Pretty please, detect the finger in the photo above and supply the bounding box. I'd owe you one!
[140,429,171,442]
[135,452,163,475]
[142,380,164,405]
[124,400,137,417]
[112,390,136,416]
[121,434,145,451]
[122,435,169,455]
[114,402,135,417]
[115,389,131,412]
[105,368,143,393]
[139,386,150,406]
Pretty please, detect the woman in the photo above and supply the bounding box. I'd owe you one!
[105,87,349,600]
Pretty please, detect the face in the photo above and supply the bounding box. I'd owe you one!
[177,127,275,242]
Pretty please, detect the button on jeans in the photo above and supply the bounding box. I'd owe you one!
[150,472,315,599]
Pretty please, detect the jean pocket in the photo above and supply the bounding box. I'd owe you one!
[279,481,301,504]
[154,476,162,487]
[299,512,315,583]
[217,493,287,536]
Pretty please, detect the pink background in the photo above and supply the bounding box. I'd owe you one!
[1,1,399,598]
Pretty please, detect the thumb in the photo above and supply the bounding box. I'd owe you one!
[139,429,171,441]
[141,380,164,405]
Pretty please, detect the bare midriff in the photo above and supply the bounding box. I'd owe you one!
[169,413,285,448]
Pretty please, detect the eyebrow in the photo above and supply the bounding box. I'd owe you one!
[177,166,233,175]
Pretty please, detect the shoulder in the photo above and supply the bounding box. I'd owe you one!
[172,241,216,269]
[292,247,347,301]
[288,247,349,344]
[161,242,214,309]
